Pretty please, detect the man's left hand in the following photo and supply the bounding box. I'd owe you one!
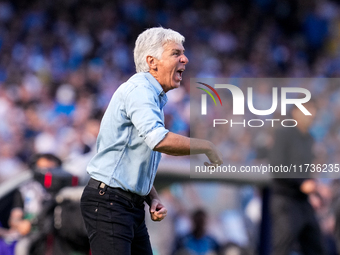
[149,199,167,222]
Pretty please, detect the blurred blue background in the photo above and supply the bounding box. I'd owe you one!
[0,0,340,254]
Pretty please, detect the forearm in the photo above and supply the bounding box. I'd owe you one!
[154,132,214,156]
[147,186,167,221]
[146,186,160,206]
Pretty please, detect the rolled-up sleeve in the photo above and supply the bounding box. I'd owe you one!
[125,85,169,149]
[144,126,169,149]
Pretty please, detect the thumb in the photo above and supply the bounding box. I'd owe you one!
[150,201,157,213]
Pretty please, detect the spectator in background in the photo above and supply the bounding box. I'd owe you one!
[62,118,101,185]
[0,0,338,183]
[0,1,339,254]
[331,179,340,254]
[0,153,62,255]
[0,143,26,183]
[270,101,325,255]
[173,209,220,255]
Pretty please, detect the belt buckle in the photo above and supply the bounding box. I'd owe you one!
[99,182,107,195]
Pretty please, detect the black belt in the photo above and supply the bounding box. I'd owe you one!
[88,178,146,205]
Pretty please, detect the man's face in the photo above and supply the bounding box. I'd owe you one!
[36,157,58,173]
[151,41,189,93]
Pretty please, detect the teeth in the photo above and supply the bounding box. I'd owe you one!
[177,72,182,81]
[176,70,184,81]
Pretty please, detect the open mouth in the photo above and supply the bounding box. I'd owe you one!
[176,69,184,81]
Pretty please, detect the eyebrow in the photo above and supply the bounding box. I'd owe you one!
[171,49,185,54]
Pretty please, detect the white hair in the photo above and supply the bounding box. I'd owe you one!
[134,27,185,73]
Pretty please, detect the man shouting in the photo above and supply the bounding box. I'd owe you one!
[80,27,223,255]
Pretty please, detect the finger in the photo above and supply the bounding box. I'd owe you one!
[154,209,167,217]
[156,207,167,213]
[213,159,223,166]
[152,209,167,217]
[157,215,166,221]
[151,214,162,221]
[204,162,219,168]
[150,202,157,213]
[152,213,167,221]
[155,204,164,211]
[212,160,223,166]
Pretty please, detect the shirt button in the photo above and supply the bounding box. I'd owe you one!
[160,92,165,96]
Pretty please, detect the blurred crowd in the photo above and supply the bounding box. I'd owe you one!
[191,79,340,173]
[0,0,340,182]
[0,0,340,254]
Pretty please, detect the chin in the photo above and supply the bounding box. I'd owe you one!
[172,81,181,89]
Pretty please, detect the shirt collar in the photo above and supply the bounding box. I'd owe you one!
[144,72,166,97]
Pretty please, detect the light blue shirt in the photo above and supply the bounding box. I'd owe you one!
[87,72,169,196]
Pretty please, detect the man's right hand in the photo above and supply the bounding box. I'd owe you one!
[154,132,223,166]
[204,142,223,167]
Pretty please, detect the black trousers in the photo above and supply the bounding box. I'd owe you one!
[80,185,153,255]
[270,194,325,255]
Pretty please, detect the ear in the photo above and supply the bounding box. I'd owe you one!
[146,56,157,71]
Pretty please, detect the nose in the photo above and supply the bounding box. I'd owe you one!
[180,54,189,64]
